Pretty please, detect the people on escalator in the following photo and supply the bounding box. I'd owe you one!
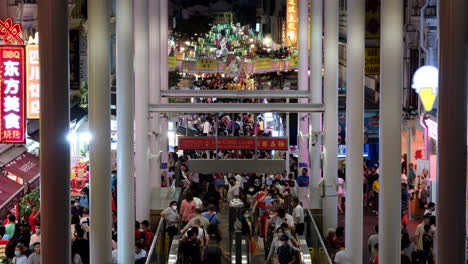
[161,201,180,239]
[240,209,253,238]
[180,208,210,235]
[267,226,299,263]
[179,228,203,264]
[204,184,222,211]
[291,197,304,236]
[275,235,298,264]
[180,192,197,227]
[226,178,240,204]
[203,225,231,264]
[201,205,221,226]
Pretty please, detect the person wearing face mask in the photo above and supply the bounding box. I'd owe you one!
[161,201,180,240]
[79,188,89,209]
[267,228,299,263]
[240,209,253,238]
[28,242,40,264]
[71,199,84,217]
[12,245,28,264]
[29,223,41,248]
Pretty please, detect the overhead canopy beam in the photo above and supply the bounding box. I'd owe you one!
[161,90,311,99]
[188,159,286,173]
[149,103,324,113]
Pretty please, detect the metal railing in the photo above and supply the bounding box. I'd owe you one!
[146,187,183,264]
[285,182,332,263]
[304,209,333,264]
[145,219,169,264]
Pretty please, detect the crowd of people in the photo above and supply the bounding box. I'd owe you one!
[179,112,273,137]
[163,150,308,263]
[0,205,41,264]
[192,74,256,91]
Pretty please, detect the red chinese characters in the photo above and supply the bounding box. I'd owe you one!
[0,46,26,143]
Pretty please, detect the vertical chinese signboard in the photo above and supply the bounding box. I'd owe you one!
[286,0,298,47]
[365,47,380,75]
[26,45,40,118]
[0,46,26,143]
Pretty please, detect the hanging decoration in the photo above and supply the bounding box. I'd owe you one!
[0,18,24,45]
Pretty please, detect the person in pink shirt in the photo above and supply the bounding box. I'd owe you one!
[180,191,196,226]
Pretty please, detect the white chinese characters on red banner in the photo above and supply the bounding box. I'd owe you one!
[26,45,39,119]
[0,45,26,143]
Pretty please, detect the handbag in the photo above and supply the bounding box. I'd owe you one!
[256,238,265,251]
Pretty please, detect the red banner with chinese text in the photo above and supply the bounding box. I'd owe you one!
[0,45,26,143]
[178,137,288,150]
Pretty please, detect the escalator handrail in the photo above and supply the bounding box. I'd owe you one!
[306,209,333,264]
[145,217,165,264]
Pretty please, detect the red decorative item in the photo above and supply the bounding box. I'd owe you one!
[0,18,24,45]
[178,137,288,150]
[0,45,26,143]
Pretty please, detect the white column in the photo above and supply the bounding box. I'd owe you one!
[116,0,135,261]
[88,0,112,262]
[149,0,161,188]
[38,0,70,262]
[135,0,150,221]
[344,0,364,262]
[309,0,323,210]
[323,0,338,232]
[298,0,310,208]
[436,0,467,262]
[160,0,169,171]
[379,0,403,262]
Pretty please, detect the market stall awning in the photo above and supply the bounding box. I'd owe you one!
[0,176,24,218]
[4,152,40,188]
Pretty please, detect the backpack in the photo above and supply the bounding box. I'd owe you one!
[203,245,221,264]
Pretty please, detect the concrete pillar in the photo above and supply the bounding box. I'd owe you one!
[116,0,135,261]
[323,0,339,232]
[379,0,403,262]
[88,0,112,262]
[160,0,169,170]
[344,0,364,261]
[135,0,150,221]
[149,0,161,188]
[297,0,310,208]
[38,0,70,262]
[309,0,323,210]
[436,0,467,262]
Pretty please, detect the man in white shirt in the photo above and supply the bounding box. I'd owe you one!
[29,224,41,247]
[334,247,351,264]
[272,208,295,231]
[202,119,211,136]
[135,243,147,261]
[227,178,240,203]
[367,225,379,263]
[292,197,305,235]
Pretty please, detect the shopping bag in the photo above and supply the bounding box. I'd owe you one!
[256,238,264,251]
[249,238,257,255]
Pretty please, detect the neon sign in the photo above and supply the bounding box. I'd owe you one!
[286,0,298,47]
[0,18,24,45]
[0,45,26,143]
[412,66,438,111]
[26,45,40,119]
